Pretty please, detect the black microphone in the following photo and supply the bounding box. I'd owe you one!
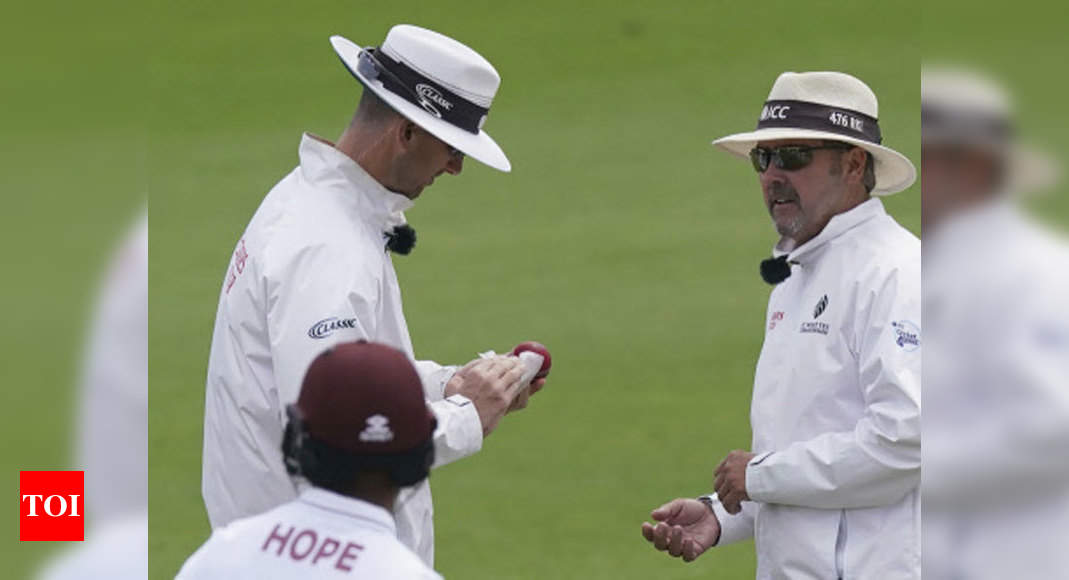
[385,224,417,255]
[760,255,792,285]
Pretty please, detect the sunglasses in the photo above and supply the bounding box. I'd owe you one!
[749,144,854,173]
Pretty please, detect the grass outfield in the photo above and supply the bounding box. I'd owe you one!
[147,1,922,578]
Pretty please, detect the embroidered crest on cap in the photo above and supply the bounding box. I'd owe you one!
[358,414,395,442]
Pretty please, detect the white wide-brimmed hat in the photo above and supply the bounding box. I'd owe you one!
[712,71,917,195]
[331,25,510,172]
[922,66,1059,195]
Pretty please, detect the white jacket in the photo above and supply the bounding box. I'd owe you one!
[923,200,1069,580]
[709,199,921,579]
[178,488,441,579]
[201,134,484,565]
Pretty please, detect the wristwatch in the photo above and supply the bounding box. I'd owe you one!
[697,495,715,513]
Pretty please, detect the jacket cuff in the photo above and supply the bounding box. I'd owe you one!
[745,451,776,502]
[707,494,755,546]
[429,395,483,468]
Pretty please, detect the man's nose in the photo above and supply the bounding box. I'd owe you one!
[445,154,464,176]
[759,165,789,189]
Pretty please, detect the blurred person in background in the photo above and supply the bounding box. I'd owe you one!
[642,72,920,579]
[181,342,443,579]
[36,212,147,579]
[922,66,1069,580]
[201,24,546,567]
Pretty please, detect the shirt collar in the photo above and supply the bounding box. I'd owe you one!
[297,487,396,535]
[772,197,887,263]
[297,133,414,230]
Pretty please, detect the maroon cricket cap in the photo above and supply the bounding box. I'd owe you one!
[296,341,435,455]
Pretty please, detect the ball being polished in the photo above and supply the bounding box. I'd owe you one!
[511,341,551,379]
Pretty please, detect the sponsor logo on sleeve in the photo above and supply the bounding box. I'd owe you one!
[307,317,358,339]
[225,238,249,294]
[768,311,785,330]
[891,320,921,351]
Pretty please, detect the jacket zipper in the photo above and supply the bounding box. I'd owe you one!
[835,509,847,579]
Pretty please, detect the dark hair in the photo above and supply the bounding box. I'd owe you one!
[862,152,876,193]
[353,88,402,125]
[824,140,876,193]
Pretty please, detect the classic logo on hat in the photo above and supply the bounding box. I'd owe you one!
[415,83,453,116]
[330,25,512,172]
[358,414,395,443]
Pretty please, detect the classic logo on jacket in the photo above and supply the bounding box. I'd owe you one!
[891,320,921,351]
[307,317,358,339]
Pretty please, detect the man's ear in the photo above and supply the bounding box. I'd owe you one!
[846,147,867,185]
[397,120,418,150]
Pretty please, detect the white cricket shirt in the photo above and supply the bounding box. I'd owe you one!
[201,134,484,564]
[709,199,921,579]
[177,488,442,579]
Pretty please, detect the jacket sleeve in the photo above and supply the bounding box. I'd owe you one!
[413,360,484,468]
[746,266,921,509]
[264,241,380,408]
[707,493,757,546]
[264,242,483,467]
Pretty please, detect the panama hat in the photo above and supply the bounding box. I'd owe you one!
[713,71,916,195]
[330,25,511,172]
[922,66,1059,195]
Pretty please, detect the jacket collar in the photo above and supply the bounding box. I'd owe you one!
[297,487,396,535]
[297,133,414,231]
[772,198,887,264]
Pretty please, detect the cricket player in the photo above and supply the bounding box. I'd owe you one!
[641,72,920,579]
[181,341,449,579]
[201,24,547,565]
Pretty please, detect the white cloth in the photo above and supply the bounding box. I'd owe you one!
[709,199,921,579]
[201,133,485,565]
[177,488,441,579]
[923,200,1069,580]
[36,213,148,579]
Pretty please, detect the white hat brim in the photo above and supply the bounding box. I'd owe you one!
[330,35,511,173]
[712,128,917,196]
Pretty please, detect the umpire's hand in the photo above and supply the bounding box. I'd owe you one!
[641,499,721,562]
[444,357,528,437]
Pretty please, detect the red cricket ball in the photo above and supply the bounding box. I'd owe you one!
[511,341,551,379]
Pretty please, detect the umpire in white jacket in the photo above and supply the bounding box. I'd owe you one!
[642,72,920,579]
[201,25,544,566]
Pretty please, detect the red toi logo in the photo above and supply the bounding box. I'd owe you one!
[20,471,84,541]
[769,311,785,330]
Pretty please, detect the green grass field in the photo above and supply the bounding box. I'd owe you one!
[16,1,1069,578]
[145,1,922,578]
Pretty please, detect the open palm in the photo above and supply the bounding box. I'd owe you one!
[641,498,721,562]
